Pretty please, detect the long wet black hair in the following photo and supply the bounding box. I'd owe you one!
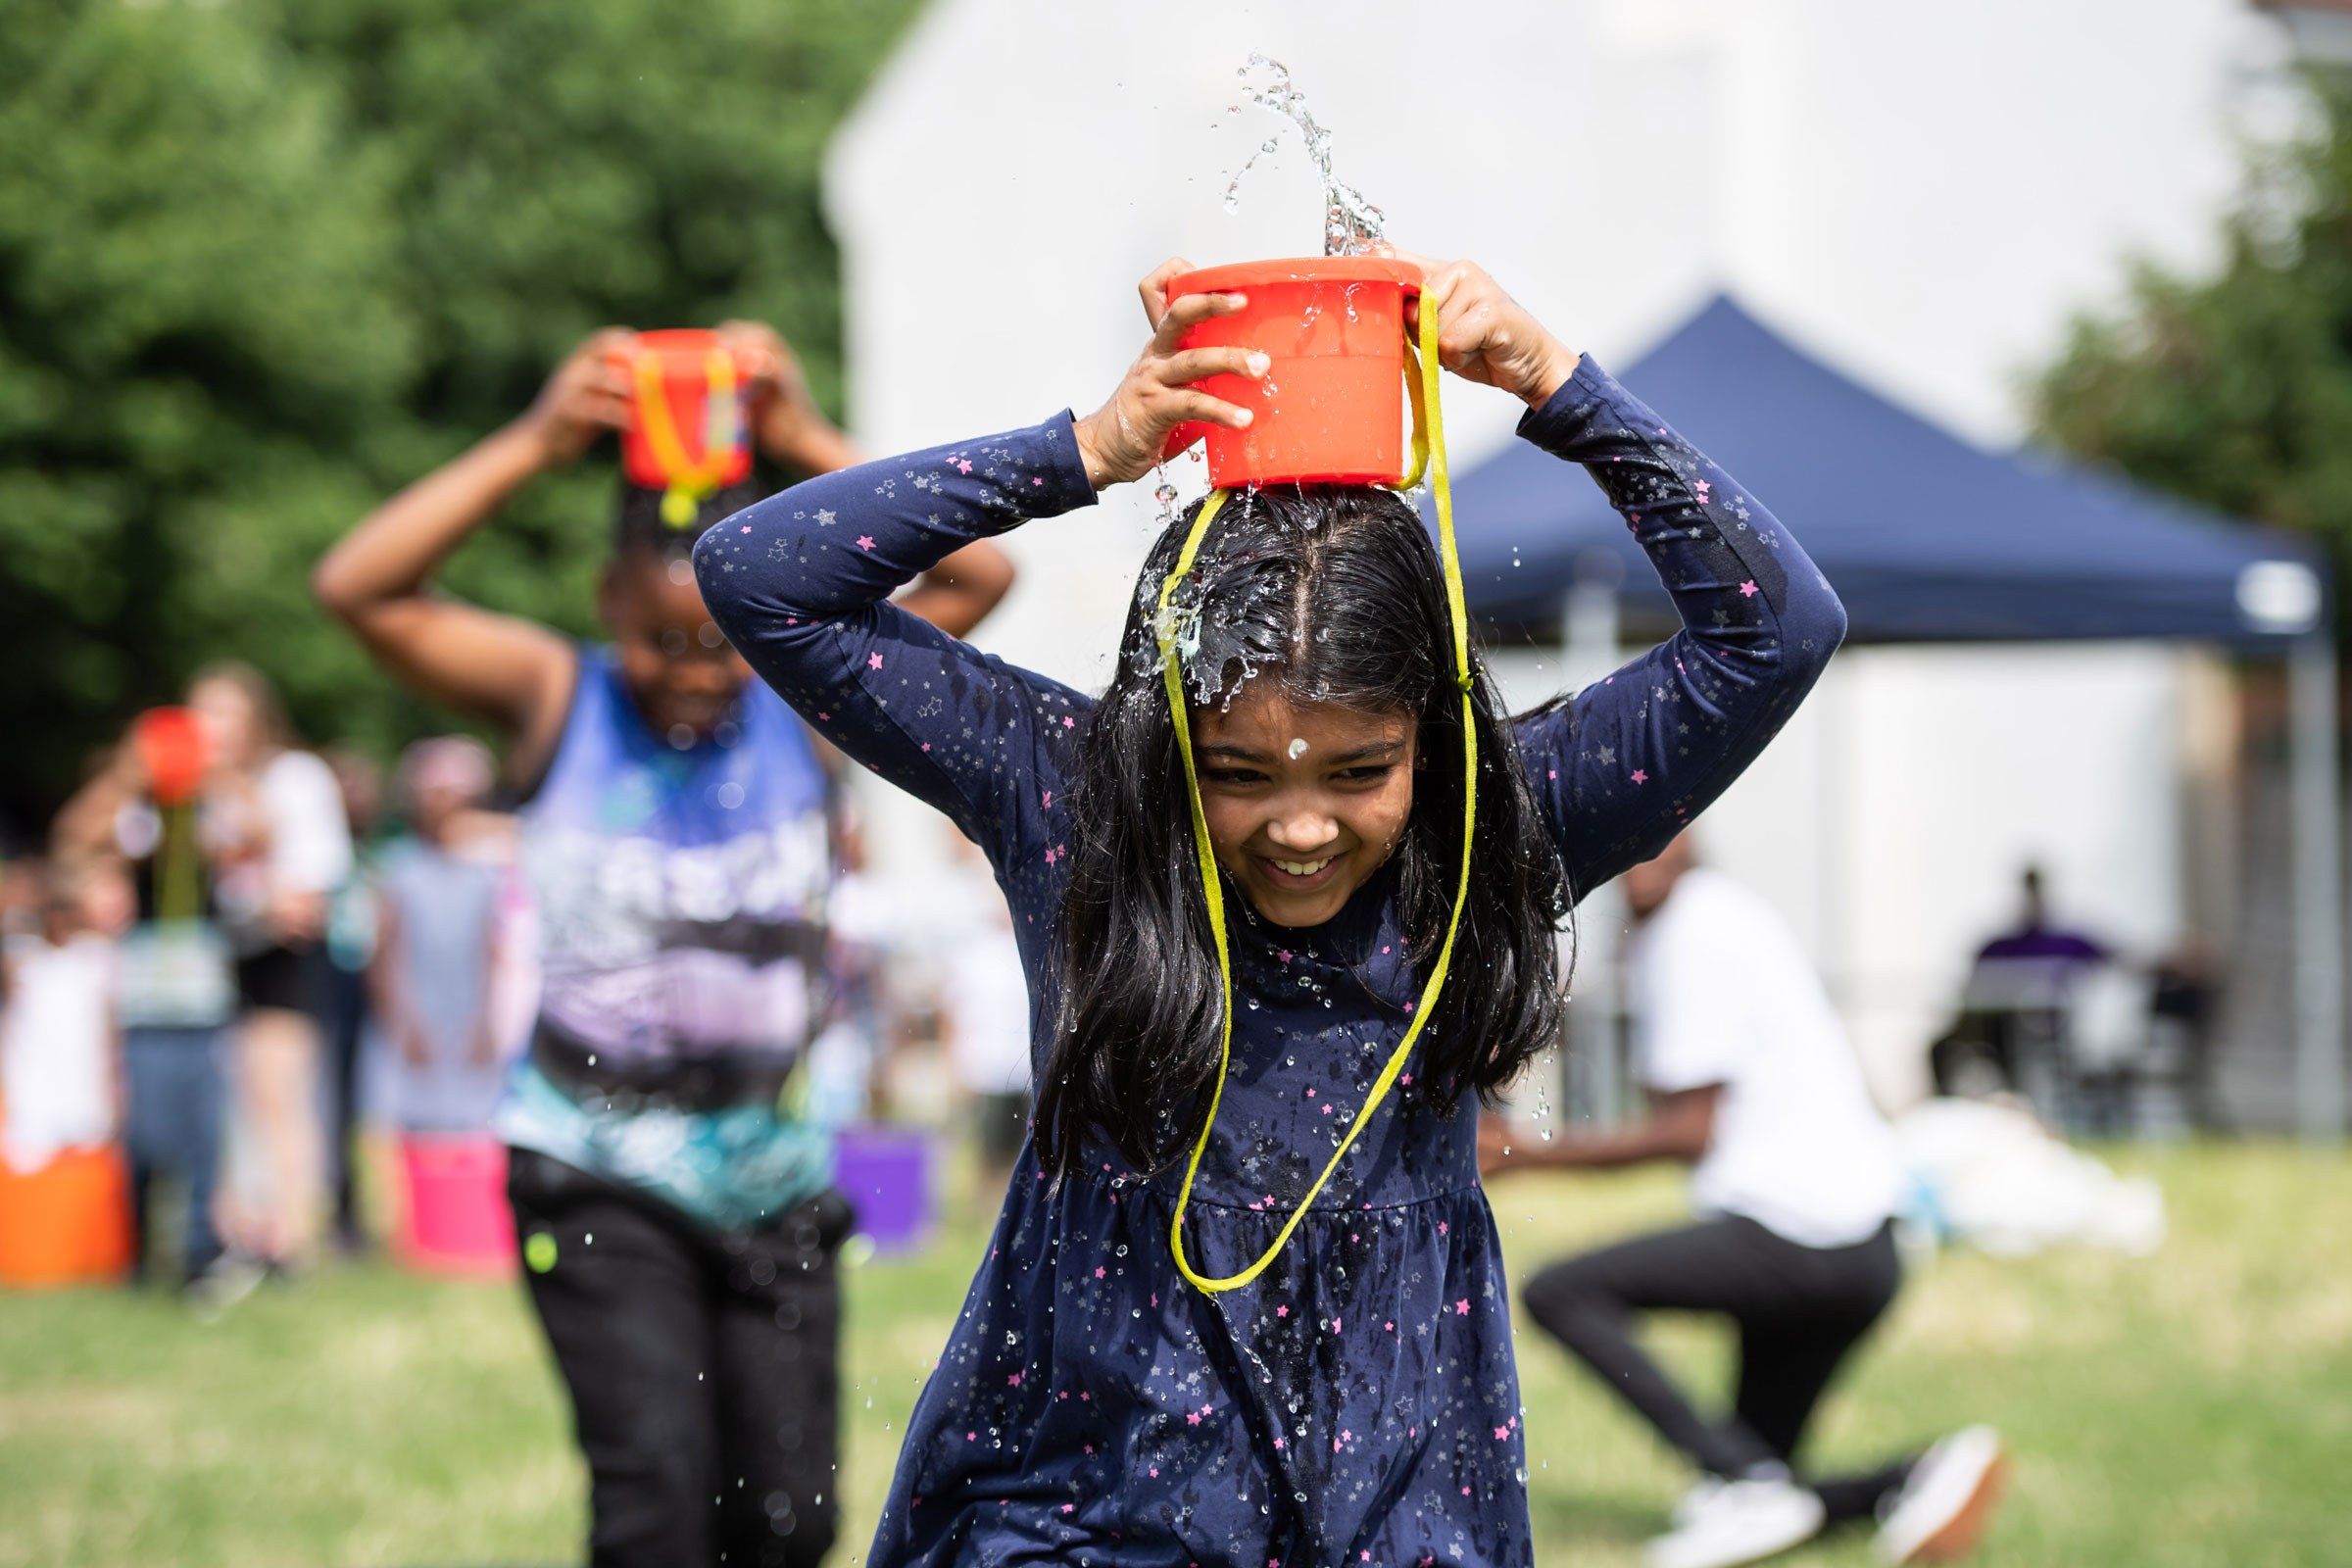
[1036,485,1572,1181]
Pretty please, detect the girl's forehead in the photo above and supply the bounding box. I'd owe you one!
[1194,687,1413,749]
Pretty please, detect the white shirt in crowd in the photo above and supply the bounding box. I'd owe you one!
[258,750,354,895]
[1628,867,1907,1250]
[1,933,117,1174]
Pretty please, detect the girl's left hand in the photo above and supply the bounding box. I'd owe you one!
[1392,253,1580,410]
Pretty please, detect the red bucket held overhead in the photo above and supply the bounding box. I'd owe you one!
[130,707,209,808]
[614,328,755,526]
[1163,256,1423,488]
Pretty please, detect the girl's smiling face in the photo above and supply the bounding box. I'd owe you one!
[1192,686,1418,927]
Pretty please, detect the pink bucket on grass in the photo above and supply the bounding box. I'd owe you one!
[398,1133,515,1278]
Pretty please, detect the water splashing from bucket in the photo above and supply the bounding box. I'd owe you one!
[1220,54,1388,257]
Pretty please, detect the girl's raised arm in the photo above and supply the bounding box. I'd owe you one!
[1511,361,1847,896]
[692,418,1100,873]
[695,267,1265,872]
[1394,256,1842,896]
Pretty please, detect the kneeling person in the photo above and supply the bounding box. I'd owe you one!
[1485,833,2004,1568]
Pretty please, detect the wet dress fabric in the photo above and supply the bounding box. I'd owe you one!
[695,359,1846,1568]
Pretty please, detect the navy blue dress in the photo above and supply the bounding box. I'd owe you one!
[694,359,1845,1568]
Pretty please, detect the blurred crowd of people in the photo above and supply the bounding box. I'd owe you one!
[0,653,1029,1308]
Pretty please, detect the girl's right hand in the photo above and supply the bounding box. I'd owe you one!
[516,328,637,467]
[1072,259,1268,491]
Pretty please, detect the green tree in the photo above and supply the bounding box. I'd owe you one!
[2034,80,2352,586]
[0,0,413,834]
[0,0,916,838]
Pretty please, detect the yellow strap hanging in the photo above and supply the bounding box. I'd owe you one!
[1163,290,1479,1294]
[633,347,741,527]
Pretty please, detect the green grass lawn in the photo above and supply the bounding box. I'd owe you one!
[2,1141,2346,1566]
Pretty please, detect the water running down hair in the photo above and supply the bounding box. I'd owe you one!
[1039,485,1573,1181]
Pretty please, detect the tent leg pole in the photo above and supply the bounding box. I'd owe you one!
[2289,634,2344,1145]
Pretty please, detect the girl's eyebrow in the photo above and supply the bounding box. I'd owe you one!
[1199,740,1406,764]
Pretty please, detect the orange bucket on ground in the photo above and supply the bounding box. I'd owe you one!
[614,328,755,524]
[1164,256,1424,488]
[0,1144,133,1288]
[396,1133,515,1278]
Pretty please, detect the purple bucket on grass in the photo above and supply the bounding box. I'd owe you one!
[831,1127,933,1255]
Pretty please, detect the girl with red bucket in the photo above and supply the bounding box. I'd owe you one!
[692,254,1845,1568]
[316,323,1012,1568]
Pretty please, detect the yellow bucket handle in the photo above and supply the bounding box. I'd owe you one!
[1159,290,1477,1294]
[633,346,741,527]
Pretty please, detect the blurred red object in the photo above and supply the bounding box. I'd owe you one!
[131,707,209,807]
[613,328,754,524]
[0,1142,133,1289]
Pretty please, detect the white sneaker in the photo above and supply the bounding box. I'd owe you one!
[1643,1474,1826,1568]
[1875,1426,2007,1564]
[1668,1476,1726,1529]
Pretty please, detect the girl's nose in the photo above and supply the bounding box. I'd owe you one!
[1265,810,1339,854]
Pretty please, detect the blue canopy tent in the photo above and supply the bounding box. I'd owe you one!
[1443,296,2341,1138]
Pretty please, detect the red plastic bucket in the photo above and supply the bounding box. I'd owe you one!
[0,1144,133,1289]
[613,328,755,497]
[131,707,209,808]
[1164,257,1423,487]
[397,1133,515,1278]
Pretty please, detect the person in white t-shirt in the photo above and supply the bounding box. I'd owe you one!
[1484,834,2004,1568]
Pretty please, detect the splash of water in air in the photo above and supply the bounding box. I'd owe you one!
[1220,54,1388,256]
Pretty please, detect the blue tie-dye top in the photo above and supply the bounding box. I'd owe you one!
[493,645,838,1229]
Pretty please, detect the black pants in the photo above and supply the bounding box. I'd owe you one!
[1521,1215,1913,1524]
[508,1149,852,1568]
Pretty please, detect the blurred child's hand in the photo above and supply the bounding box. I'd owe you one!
[518,329,637,467]
[717,319,841,467]
[1393,255,1579,410]
[1073,259,1268,490]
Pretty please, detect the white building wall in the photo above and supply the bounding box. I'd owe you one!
[825,0,2288,1101]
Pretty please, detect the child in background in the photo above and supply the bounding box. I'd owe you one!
[369,738,507,1133]
[0,859,125,1180]
[1489,834,2006,1568]
[53,733,241,1296]
[191,662,355,1275]
[316,321,1012,1568]
[695,256,1845,1568]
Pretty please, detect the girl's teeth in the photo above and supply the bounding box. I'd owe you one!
[1275,858,1331,876]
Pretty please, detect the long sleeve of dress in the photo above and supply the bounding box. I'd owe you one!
[1513,358,1847,897]
[691,416,1099,877]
